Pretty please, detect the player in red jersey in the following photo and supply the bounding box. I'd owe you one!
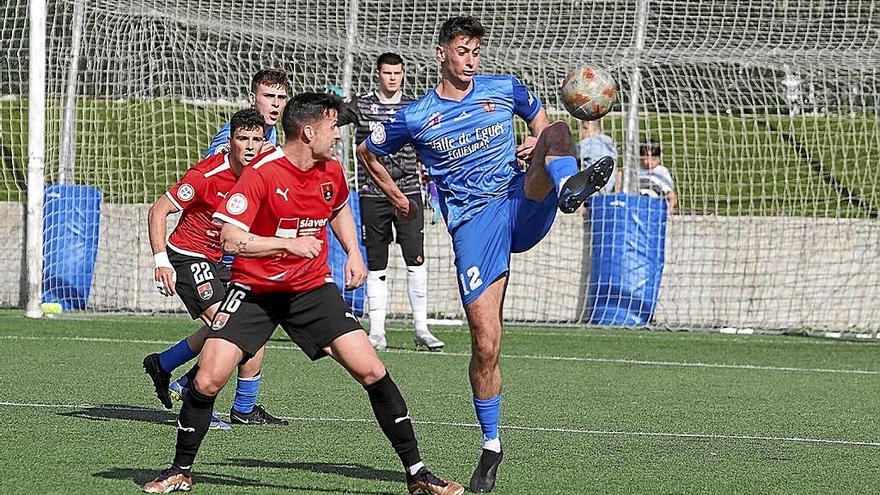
[142,108,287,427]
[143,93,463,495]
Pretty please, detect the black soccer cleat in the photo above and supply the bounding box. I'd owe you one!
[468,448,503,493]
[229,404,289,426]
[143,353,173,409]
[557,155,615,214]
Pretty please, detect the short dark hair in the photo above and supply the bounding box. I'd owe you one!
[230,108,266,135]
[251,68,291,94]
[376,52,404,70]
[282,92,344,137]
[640,139,662,157]
[438,16,485,45]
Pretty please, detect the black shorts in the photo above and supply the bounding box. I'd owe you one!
[168,250,229,319]
[359,193,424,270]
[207,283,364,361]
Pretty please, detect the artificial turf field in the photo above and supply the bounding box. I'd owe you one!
[0,310,879,494]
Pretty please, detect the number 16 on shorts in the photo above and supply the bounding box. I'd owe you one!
[212,286,246,330]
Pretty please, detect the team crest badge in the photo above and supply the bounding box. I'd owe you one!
[428,112,442,129]
[481,100,496,113]
[321,182,334,203]
[211,312,229,330]
[197,282,213,300]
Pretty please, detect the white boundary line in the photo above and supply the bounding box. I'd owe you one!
[1,334,878,375]
[4,312,877,348]
[1,400,878,448]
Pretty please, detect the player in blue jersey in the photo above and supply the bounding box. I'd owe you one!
[144,68,290,429]
[356,16,613,492]
[205,68,290,156]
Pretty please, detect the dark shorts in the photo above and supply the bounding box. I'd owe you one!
[207,283,365,361]
[168,250,229,319]
[359,193,424,270]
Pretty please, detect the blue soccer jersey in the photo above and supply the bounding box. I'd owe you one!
[365,74,541,230]
[205,121,277,157]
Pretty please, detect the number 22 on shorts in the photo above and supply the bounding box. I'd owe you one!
[459,266,483,296]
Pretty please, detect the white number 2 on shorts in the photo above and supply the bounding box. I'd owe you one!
[459,265,484,296]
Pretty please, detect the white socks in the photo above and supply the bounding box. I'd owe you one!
[483,437,502,453]
[407,265,429,334]
[367,270,387,337]
[369,265,429,335]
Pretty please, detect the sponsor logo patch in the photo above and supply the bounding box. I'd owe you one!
[197,282,213,300]
[211,312,229,330]
[177,184,195,202]
[370,122,386,145]
[226,193,248,215]
[275,217,300,238]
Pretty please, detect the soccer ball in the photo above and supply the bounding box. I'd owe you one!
[559,64,619,121]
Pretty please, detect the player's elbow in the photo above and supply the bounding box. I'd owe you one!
[219,223,242,253]
[147,200,169,225]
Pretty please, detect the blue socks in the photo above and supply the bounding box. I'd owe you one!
[546,156,578,195]
[233,373,262,414]
[158,339,197,375]
[473,394,502,441]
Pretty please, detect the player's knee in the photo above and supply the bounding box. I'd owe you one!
[358,362,388,387]
[192,372,224,397]
[471,339,501,367]
[542,121,576,157]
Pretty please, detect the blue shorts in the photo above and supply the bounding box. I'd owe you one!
[452,175,557,306]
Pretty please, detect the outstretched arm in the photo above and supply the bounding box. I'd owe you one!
[219,223,322,259]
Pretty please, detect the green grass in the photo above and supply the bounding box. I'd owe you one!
[1,98,878,216]
[1,309,880,494]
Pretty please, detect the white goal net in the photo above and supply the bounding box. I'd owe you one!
[1,0,878,333]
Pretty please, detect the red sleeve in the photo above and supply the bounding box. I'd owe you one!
[330,160,350,211]
[212,166,266,232]
[165,169,207,211]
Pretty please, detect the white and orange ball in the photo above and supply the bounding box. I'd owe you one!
[559,64,619,121]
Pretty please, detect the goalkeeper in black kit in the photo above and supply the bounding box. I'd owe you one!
[337,52,445,352]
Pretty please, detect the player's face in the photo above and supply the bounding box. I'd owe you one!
[230,126,265,168]
[640,154,661,170]
[377,63,403,95]
[306,109,341,160]
[251,83,288,126]
[438,36,481,85]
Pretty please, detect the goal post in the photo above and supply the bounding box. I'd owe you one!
[24,0,47,319]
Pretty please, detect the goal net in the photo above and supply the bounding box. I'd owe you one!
[2,0,878,333]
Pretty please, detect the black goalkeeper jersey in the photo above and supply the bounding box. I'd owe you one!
[340,91,421,199]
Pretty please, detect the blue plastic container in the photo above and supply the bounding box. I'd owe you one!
[586,194,667,326]
[42,184,103,310]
